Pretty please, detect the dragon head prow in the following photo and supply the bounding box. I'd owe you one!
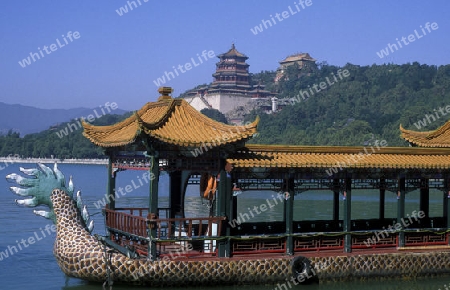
[6,163,93,232]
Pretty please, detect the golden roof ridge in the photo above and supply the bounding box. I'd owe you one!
[82,88,259,148]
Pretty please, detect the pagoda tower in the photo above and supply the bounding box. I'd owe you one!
[209,44,252,94]
[182,44,276,122]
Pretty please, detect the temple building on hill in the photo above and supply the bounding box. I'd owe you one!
[183,44,276,120]
[274,52,317,82]
[209,43,252,95]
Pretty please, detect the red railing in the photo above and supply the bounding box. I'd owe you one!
[232,237,286,255]
[105,208,226,240]
[352,233,398,249]
[404,232,448,246]
[294,235,345,252]
[115,207,148,216]
[154,216,226,239]
[105,208,450,256]
[105,208,148,238]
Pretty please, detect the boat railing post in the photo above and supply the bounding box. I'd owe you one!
[216,167,227,257]
[225,164,233,257]
[445,173,450,245]
[343,176,352,253]
[397,175,406,247]
[147,152,159,261]
[333,178,340,222]
[379,178,386,220]
[420,177,430,223]
[106,155,116,210]
[285,174,295,255]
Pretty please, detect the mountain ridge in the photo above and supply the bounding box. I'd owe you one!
[0,102,128,136]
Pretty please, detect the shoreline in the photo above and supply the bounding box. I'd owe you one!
[0,157,108,165]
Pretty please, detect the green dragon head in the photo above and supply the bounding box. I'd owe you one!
[6,163,93,232]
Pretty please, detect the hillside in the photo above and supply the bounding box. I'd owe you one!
[244,62,450,147]
[1,62,450,159]
[0,113,131,159]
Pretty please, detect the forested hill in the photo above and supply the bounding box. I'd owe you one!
[246,62,450,147]
[0,114,130,159]
[1,62,450,159]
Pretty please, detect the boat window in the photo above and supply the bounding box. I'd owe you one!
[235,190,285,222]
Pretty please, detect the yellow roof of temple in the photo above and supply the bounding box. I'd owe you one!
[219,43,248,58]
[82,87,259,148]
[400,120,450,148]
[227,145,450,170]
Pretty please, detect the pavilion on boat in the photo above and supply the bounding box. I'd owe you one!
[82,87,450,260]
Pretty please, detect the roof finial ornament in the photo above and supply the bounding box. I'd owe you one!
[157,87,173,101]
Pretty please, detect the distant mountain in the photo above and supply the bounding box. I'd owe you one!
[0,102,128,136]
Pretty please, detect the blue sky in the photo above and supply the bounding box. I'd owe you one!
[0,1,449,111]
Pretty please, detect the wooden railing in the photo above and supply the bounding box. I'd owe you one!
[109,207,171,218]
[105,208,449,256]
[154,216,226,239]
[115,207,148,216]
[232,237,286,255]
[405,232,448,246]
[105,208,148,238]
[105,208,226,240]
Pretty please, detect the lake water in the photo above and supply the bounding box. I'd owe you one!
[0,163,449,290]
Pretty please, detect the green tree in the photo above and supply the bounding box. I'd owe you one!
[200,108,228,124]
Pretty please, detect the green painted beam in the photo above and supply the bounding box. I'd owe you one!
[216,168,227,257]
[379,179,385,220]
[285,176,294,255]
[420,178,429,218]
[397,176,406,248]
[343,177,352,253]
[333,178,340,222]
[106,157,116,210]
[148,153,159,261]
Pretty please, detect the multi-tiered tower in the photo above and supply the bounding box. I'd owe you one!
[183,44,275,120]
[208,44,252,95]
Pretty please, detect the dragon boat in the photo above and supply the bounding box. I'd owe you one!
[6,87,450,286]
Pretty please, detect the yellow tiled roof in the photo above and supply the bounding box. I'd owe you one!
[280,53,316,64]
[219,43,247,58]
[82,96,258,148]
[400,121,450,147]
[227,144,450,169]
